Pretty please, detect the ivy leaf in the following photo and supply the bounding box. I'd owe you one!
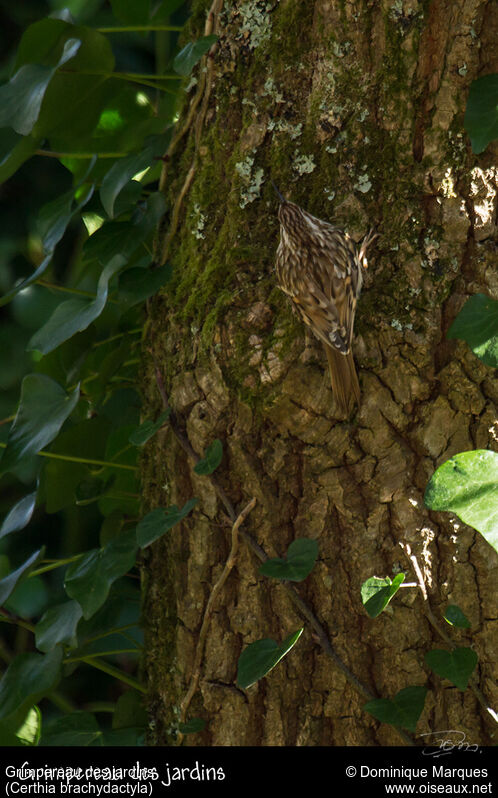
[173,35,218,76]
[84,193,165,263]
[424,450,498,553]
[64,530,138,619]
[179,718,206,735]
[0,548,44,606]
[361,574,405,618]
[129,409,170,446]
[100,144,159,218]
[0,252,52,308]
[0,38,81,135]
[194,439,223,475]
[35,600,83,653]
[447,294,498,368]
[117,263,172,308]
[40,712,101,746]
[27,254,127,355]
[364,686,427,733]
[464,73,498,154]
[38,181,94,255]
[425,647,477,691]
[136,499,198,548]
[443,605,471,629]
[237,628,303,689]
[259,538,318,582]
[0,648,63,721]
[110,0,151,25]
[0,489,37,540]
[0,375,80,475]
[112,691,147,731]
[0,706,41,746]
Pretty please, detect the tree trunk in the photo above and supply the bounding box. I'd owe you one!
[141,0,498,746]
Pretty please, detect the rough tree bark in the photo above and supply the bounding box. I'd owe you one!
[141,0,498,746]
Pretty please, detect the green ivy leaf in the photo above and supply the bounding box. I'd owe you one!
[464,73,498,154]
[361,573,405,618]
[0,253,52,307]
[64,529,138,619]
[117,263,172,308]
[0,38,81,135]
[40,711,101,746]
[27,254,127,355]
[0,129,40,186]
[0,375,80,475]
[136,499,198,548]
[173,35,218,76]
[259,538,318,582]
[84,192,165,263]
[447,294,498,368]
[0,647,63,721]
[194,439,223,475]
[0,548,44,606]
[179,718,206,735]
[110,0,151,25]
[129,409,170,446]
[424,450,498,553]
[425,647,477,691]
[0,489,37,540]
[100,145,158,218]
[364,686,427,733]
[112,691,147,731]
[443,605,471,629]
[35,600,83,652]
[236,628,303,689]
[38,181,94,255]
[0,706,41,746]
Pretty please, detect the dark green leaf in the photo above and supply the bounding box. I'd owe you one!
[129,409,170,446]
[38,182,94,255]
[0,548,44,606]
[194,438,223,475]
[425,647,477,691]
[424,450,498,553]
[64,529,138,619]
[179,717,206,735]
[111,0,151,25]
[0,128,40,187]
[236,628,303,689]
[0,490,37,540]
[84,192,165,263]
[259,538,318,582]
[364,686,427,733]
[100,146,157,218]
[361,573,405,618]
[40,712,101,746]
[173,35,218,76]
[464,73,498,154]
[0,706,41,746]
[0,253,52,308]
[136,499,198,548]
[112,691,147,730]
[447,293,498,368]
[117,263,172,308]
[444,605,471,629]
[0,375,80,475]
[35,600,83,652]
[0,648,62,721]
[28,255,127,354]
[0,38,81,135]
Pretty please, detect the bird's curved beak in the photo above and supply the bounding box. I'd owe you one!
[271,180,286,203]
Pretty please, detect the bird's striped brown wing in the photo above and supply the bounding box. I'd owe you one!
[285,234,359,355]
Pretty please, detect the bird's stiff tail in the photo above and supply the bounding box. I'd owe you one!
[324,344,360,416]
